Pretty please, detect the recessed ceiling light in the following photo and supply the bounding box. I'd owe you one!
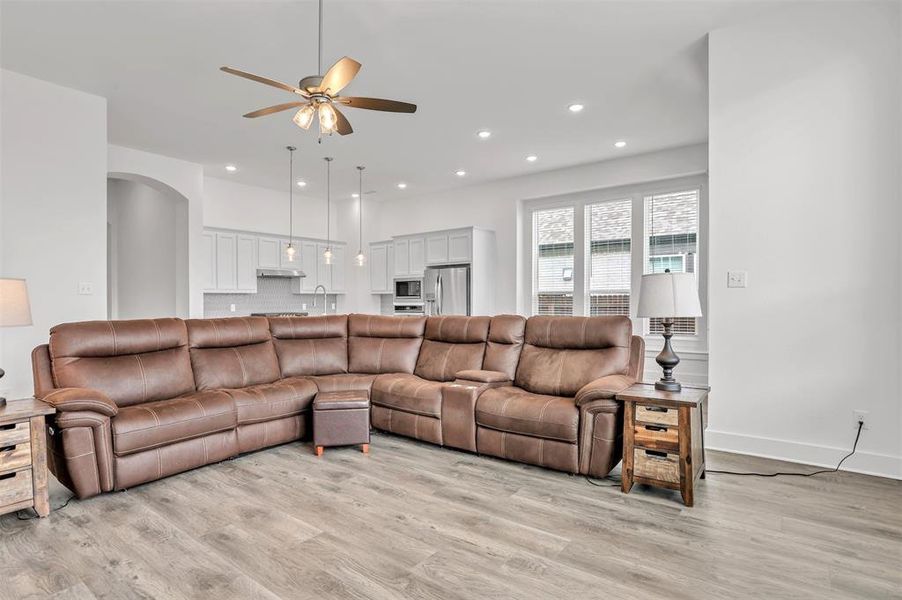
[352,193,360,198]
[455,170,467,177]
[526,155,538,162]
[568,103,584,113]
[614,140,627,148]
[476,130,492,139]
[296,180,307,187]
[225,164,237,172]
[397,182,407,189]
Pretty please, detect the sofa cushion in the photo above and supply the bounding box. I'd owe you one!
[414,316,490,382]
[348,314,425,374]
[49,318,196,408]
[291,373,377,395]
[475,386,578,443]
[514,316,632,396]
[186,317,281,390]
[112,390,237,456]
[270,315,349,377]
[371,373,443,418]
[483,315,526,380]
[225,379,318,425]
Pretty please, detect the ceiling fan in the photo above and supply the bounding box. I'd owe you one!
[220,0,416,138]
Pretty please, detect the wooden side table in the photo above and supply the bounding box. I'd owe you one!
[0,399,55,518]
[616,383,709,506]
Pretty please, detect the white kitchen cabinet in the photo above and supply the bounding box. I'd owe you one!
[448,230,472,263]
[215,233,237,291]
[236,235,258,292]
[299,241,318,293]
[330,246,346,293]
[425,234,449,265]
[393,239,410,277]
[201,232,216,291]
[409,237,425,277]
[257,236,281,269]
[369,242,390,293]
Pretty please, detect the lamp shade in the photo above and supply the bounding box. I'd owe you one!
[637,272,702,318]
[0,278,33,326]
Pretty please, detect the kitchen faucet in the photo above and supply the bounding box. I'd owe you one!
[312,284,328,315]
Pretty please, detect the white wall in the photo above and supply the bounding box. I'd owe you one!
[372,144,708,316]
[108,145,204,317]
[107,178,188,319]
[708,2,901,478]
[0,70,108,398]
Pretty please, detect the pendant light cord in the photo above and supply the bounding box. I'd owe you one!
[357,166,364,251]
[324,157,332,248]
[317,0,324,75]
[287,146,295,246]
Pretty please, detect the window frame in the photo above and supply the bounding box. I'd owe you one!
[520,175,708,354]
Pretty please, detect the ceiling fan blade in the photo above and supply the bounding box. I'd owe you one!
[220,66,309,97]
[337,96,417,113]
[243,102,306,118]
[319,57,361,95]
[333,105,353,135]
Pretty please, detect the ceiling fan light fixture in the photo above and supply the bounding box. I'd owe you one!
[293,105,316,129]
[318,103,338,134]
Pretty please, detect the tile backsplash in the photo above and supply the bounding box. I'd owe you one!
[204,277,338,317]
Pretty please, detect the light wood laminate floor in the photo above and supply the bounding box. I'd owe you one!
[1,432,899,600]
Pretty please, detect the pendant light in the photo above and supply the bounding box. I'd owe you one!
[323,156,334,264]
[355,166,366,266]
[285,146,297,261]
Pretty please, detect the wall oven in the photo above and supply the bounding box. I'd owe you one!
[394,279,422,301]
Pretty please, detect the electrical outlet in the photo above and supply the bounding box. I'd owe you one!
[77,281,94,295]
[302,303,307,311]
[853,410,870,430]
[229,304,236,313]
[727,270,748,288]
[331,302,336,311]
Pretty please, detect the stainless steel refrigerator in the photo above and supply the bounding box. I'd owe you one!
[424,265,470,316]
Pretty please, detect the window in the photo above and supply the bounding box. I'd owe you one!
[533,207,574,315]
[645,189,700,335]
[585,199,631,316]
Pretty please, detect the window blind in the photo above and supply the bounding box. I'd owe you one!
[585,199,631,316]
[533,207,574,315]
[644,189,699,335]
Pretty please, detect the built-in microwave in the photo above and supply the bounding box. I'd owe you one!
[394,279,422,300]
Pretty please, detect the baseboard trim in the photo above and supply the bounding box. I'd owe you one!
[705,429,902,480]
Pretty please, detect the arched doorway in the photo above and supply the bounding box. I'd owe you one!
[107,173,190,319]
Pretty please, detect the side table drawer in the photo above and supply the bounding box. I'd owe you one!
[633,424,679,451]
[0,441,32,473]
[0,421,30,446]
[634,448,680,484]
[0,468,33,508]
[636,405,678,427]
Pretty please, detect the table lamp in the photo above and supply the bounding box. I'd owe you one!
[637,270,702,392]
[0,278,33,406]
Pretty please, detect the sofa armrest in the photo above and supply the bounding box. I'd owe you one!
[43,388,119,417]
[455,370,512,384]
[574,374,635,407]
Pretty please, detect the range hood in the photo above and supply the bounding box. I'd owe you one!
[256,268,306,278]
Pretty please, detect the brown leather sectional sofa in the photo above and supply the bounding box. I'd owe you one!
[31,313,644,499]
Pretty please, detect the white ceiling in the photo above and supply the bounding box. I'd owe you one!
[1,1,778,200]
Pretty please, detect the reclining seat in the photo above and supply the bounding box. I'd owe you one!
[33,318,239,498]
[269,315,376,395]
[186,317,317,454]
[475,316,638,477]
[371,315,490,445]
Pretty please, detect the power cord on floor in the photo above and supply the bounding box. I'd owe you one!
[706,420,864,478]
[16,494,75,520]
[585,475,621,488]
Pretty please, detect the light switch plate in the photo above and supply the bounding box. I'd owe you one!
[77,281,94,295]
[229,304,236,313]
[727,270,748,288]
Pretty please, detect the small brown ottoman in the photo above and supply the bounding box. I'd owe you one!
[312,391,371,456]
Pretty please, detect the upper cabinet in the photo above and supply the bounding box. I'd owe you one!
[203,228,346,294]
[426,229,471,265]
[369,241,394,294]
[393,236,425,278]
